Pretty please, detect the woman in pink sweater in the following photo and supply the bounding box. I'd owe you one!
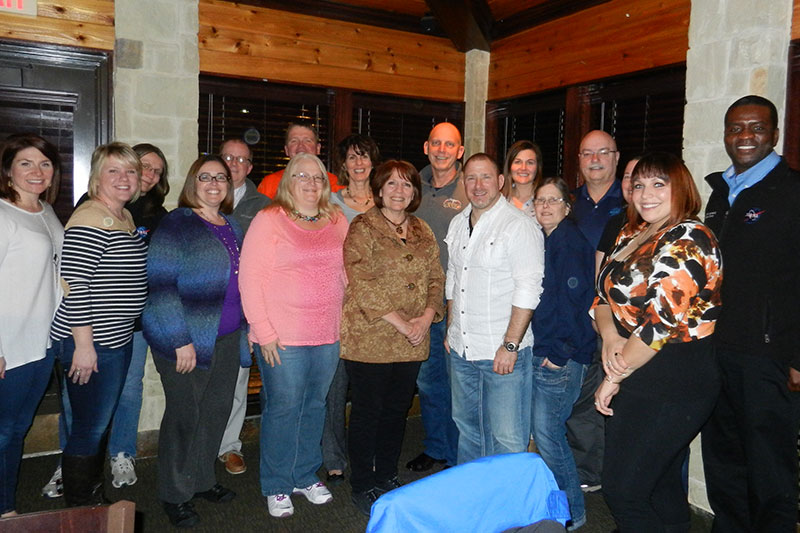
[239,153,348,519]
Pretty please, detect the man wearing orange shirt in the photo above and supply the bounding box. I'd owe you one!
[257,122,343,198]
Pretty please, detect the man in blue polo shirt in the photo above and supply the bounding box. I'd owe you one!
[566,129,624,494]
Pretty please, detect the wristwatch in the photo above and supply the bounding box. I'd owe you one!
[503,341,519,352]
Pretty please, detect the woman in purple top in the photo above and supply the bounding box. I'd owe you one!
[142,155,248,528]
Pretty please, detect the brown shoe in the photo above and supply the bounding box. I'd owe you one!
[219,451,246,475]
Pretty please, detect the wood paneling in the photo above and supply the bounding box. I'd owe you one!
[489,0,689,100]
[198,0,465,102]
[0,0,114,50]
[488,0,549,21]
[794,1,800,40]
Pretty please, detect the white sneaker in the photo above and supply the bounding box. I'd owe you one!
[266,494,294,518]
[110,452,138,488]
[41,465,63,498]
[293,482,333,504]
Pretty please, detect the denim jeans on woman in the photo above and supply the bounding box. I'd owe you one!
[107,330,148,458]
[0,350,55,513]
[450,346,532,465]
[531,355,587,530]
[51,336,132,456]
[256,342,339,496]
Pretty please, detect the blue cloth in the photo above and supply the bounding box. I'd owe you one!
[108,330,148,458]
[531,356,587,529]
[722,150,779,206]
[450,347,532,464]
[143,208,250,369]
[366,452,570,532]
[571,180,624,249]
[416,314,459,465]
[0,350,54,513]
[531,219,596,367]
[53,336,132,456]
[256,342,339,495]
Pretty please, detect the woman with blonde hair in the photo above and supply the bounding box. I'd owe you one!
[49,142,148,507]
[240,152,348,519]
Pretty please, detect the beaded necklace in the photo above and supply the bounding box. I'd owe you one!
[292,210,321,222]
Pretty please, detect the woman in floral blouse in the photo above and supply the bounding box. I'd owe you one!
[593,152,722,532]
[340,160,444,517]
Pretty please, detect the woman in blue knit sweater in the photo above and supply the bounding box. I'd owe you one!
[143,155,249,528]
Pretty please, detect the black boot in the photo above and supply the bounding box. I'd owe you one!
[62,454,107,507]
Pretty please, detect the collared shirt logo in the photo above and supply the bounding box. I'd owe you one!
[744,208,765,224]
[443,198,462,210]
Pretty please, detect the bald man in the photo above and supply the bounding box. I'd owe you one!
[404,122,468,473]
[566,130,625,494]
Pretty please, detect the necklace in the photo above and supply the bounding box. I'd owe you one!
[380,209,408,235]
[346,186,372,206]
[293,209,321,222]
[195,209,222,225]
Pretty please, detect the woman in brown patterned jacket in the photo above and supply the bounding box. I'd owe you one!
[340,160,445,517]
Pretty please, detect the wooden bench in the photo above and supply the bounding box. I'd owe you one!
[0,500,135,533]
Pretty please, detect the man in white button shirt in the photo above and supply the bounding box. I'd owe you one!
[444,153,544,464]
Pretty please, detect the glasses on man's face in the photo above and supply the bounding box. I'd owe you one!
[222,154,251,165]
[197,173,229,182]
[579,148,617,158]
[142,163,164,177]
[533,197,566,207]
[292,172,326,185]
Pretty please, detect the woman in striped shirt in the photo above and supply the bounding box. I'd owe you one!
[50,142,148,507]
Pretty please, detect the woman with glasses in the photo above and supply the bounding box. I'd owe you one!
[594,153,722,532]
[530,177,596,530]
[49,143,148,507]
[502,140,544,217]
[240,152,348,519]
[143,155,246,527]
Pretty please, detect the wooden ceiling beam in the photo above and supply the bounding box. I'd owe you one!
[243,0,446,37]
[424,0,492,52]
[492,0,611,40]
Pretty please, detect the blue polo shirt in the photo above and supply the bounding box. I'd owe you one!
[571,179,624,249]
[722,150,780,206]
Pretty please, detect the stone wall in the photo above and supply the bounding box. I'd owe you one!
[682,0,794,513]
[114,0,201,440]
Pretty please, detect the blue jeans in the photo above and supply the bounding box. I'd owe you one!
[256,342,339,496]
[0,351,55,513]
[531,356,587,529]
[416,316,458,465]
[449,347,532,465]
[52,336,132,456]
[108,330,147,458]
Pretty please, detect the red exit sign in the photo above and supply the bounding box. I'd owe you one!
[0,0,37,17]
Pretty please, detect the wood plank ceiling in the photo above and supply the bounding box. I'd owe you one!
[249,0,610,52]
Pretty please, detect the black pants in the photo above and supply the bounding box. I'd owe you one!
[603,338,719,533]
[154,330,240,504]
[345,359,421,493]
[702,346,800,533]
[566,337,605,486]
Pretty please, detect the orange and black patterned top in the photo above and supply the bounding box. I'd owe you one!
[594,220,723,351]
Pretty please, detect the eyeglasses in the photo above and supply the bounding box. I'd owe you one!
[197,173,229,182]
[222,154,251,165]
[579,148,618,158]
[292,172,326,185]
[533,197,566,206]
[142,163,164,177]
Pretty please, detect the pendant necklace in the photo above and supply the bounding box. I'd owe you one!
[380,209,407,235]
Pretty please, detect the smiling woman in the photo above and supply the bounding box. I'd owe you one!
[49,142,148,508]
[143,154,246,527]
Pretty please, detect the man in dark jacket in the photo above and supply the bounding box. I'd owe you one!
[702,95,800,533]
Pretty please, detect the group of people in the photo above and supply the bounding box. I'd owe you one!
[0,93,798,533]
